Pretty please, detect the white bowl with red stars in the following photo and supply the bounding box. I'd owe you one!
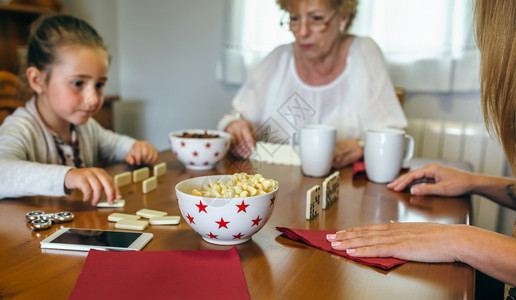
[169,129,231,170]
[175,175,278,245]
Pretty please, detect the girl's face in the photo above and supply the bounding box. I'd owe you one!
[36,45,109,132]
[289,1,347,61]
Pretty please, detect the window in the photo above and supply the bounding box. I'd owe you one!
[218,0,480,92]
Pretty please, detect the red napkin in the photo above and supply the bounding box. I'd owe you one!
[276,227,407,270]
[352,160,368,180]
[69,247,250,300]
[352,160,409,181]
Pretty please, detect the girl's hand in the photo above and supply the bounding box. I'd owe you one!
[332,140,363,168]
[126,141,158,165]
[387,163,476,196]
[64,168,121,206]
[225,119,255,159]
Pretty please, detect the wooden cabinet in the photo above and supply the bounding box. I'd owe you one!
[0,2,64,76]
[0,2,117,131]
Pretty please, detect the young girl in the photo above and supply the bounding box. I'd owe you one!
[0,14,158,205]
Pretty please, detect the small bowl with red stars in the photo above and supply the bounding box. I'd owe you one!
[175,173,279,245]
[169,129,231,170]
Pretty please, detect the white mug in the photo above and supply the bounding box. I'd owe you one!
[290,124,336,177]
[364,128,414,183]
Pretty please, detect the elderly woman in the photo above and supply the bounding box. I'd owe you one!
[218,0,406,168]
[328,0,516,290]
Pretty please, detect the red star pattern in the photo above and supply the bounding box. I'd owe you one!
[236,200,250,213]
[216,217,230,229]
[195,200,208,213]
[186,213,195,224]
[180,141,186,147]
[189,161,195,166]
[214,152,219,157]
[232,232,244,239]
[193,151,198,157]
[251,215,262,227]
[204,161,209,166]
[183,197,273,242]
[205,142,211,148]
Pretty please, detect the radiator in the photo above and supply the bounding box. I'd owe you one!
[406,118,506,176]
[406,118,508,231]
[252,119,508,174]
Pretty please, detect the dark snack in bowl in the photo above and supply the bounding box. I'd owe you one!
[179,130,220,139]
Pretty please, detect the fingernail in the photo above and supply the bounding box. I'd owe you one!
[410,187,418,195]
[331,241,342,247]
[326,234,336,241]
[346,249,356,255]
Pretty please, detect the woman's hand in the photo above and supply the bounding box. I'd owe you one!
[332,139,363,168]
[328,222,516,286]
[326,222,466,263]
[64,168,121,206]
[225,119,255,159]
[387,163,476,196]
[126,141,158,165]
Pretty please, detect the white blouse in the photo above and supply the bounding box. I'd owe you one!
[219,36,407,143]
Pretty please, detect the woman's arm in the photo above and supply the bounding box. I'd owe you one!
[327,222,516,286]
[470,174,516,209]
[387,163,516,209]
[332,139,363,168]
[225,119,255,159]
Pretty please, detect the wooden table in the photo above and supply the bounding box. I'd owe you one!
[0,152,474,299]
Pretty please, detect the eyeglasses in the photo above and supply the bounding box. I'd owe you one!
[280,11,337,32]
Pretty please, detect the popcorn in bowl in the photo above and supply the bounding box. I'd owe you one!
[175,173,278,245]
[192,173,278,198]
[169,129,231,170]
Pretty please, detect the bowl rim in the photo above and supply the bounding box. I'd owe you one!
[175,174,279,200]
[169,129,231,140]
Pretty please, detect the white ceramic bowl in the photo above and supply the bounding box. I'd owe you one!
[176,175,278,245]
[169,129,231,170]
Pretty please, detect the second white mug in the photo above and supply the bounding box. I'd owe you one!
[290,124,336,177]
[364,128,414,183]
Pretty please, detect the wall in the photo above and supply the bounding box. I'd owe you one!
[404,92,483,123]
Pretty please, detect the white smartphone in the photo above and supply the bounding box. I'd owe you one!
[40,228,153,252]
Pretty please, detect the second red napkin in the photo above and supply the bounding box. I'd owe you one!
[68,247,250,300]
[352,160,410,181]
[276,227,407,270]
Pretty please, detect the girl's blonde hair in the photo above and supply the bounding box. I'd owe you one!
[475,0,516,173]
[277,0,359,32]
[27,14,110,79]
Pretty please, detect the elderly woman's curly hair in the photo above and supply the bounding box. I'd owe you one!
[277,0,359,31]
